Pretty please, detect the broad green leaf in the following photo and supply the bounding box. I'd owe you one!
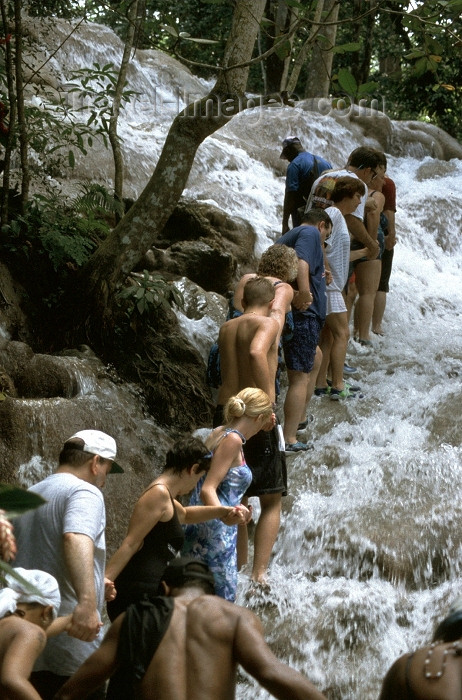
[68,150,75,168]
[0,484,46,517]
[161,24,179,38]
[182,37,220,44]
[357,81,380,96]
[275,39,292,61]
[337,68,358,95]
[413,57,429,77]
[405,50,425,59]
[332,42,361,54]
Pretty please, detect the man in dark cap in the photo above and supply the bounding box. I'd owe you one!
[281,136,332,234]
[55,557,328,700]
[379,597,462,699]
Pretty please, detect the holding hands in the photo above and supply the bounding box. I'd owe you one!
[222,504,251,526]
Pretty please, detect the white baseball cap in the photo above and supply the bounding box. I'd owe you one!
[67,430,123,473]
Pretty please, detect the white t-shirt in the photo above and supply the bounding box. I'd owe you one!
[14,473,106,675]
[324,206,351,291]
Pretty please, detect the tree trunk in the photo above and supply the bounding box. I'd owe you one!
[357,0,377,84]
[265,0,295,93]
[284,0,325,95]
[14,0,29,211]
[0,1,16,227]
[305,0,340,98]
[76,0,266,345]
[108,0,139,217]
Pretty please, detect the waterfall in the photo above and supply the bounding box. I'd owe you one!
[6,17,462,698]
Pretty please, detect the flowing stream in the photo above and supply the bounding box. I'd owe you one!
[8,18,462,699]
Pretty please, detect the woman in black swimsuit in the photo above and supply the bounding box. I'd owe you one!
[106,435,246,621]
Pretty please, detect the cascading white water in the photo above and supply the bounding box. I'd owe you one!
[15,18,462,698]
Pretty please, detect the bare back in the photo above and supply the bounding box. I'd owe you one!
[140,596,240,700]
[380,643,462,700]
[55,591,327,700]
[140,593,327,700]
[217,314,279,404]
[0,616,46,699]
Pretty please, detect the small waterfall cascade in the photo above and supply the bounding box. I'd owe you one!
[2,17,461,699]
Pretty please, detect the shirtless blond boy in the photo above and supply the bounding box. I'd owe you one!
[215,277,285,586]
[217,276,279,404]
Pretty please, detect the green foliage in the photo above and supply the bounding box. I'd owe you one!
[66,62,139,139]
[0,485,46,519]
[2,191,108,273]
[0,485,46,584]
[85,1,233,75]
[2,62,138,185]
[0,181,120,313]
[23,0,79,18]
[333,0,461,140]
[73,182,125,219]
[332,68,379,106]
[119,270,184,318]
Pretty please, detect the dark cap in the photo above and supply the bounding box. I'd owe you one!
[163,557,215,591]
[280,136,302,158]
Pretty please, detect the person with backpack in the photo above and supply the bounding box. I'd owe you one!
[280,136,332,234]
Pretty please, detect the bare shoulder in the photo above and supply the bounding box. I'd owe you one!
[0,616,47,647]
[188,595,252,629]
[378,653,407,699]
[142,482,170,500]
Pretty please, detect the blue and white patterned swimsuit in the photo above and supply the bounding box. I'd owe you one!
[182,428,252,602]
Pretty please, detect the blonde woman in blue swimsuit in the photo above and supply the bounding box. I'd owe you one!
[183,388,275,601]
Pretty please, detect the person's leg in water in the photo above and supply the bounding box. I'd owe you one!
[372,246,394,334]
[354,259,381,342]
[251,493,281,585]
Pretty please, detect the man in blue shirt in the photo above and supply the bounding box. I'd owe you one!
[281,136,332,234]
[277,209,332,451]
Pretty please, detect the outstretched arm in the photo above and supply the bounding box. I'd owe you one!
[46,614,72,637]
[234,610,328,700]
[178,503,247,526]
[54,617,123,700]
[282,190,297,233]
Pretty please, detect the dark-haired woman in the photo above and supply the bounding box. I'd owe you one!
[106,436,245,621]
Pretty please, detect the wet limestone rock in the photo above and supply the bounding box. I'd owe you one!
[140,198,257,294]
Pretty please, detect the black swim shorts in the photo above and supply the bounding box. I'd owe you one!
[244,426,287,497]
[213,406,287,497]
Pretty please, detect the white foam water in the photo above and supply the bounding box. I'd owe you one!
[18,19,462,698]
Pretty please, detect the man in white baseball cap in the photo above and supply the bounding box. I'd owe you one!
[13,429,123,699]
[68,430,124,473]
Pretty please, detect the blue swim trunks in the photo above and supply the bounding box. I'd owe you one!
[283,313,323,373]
